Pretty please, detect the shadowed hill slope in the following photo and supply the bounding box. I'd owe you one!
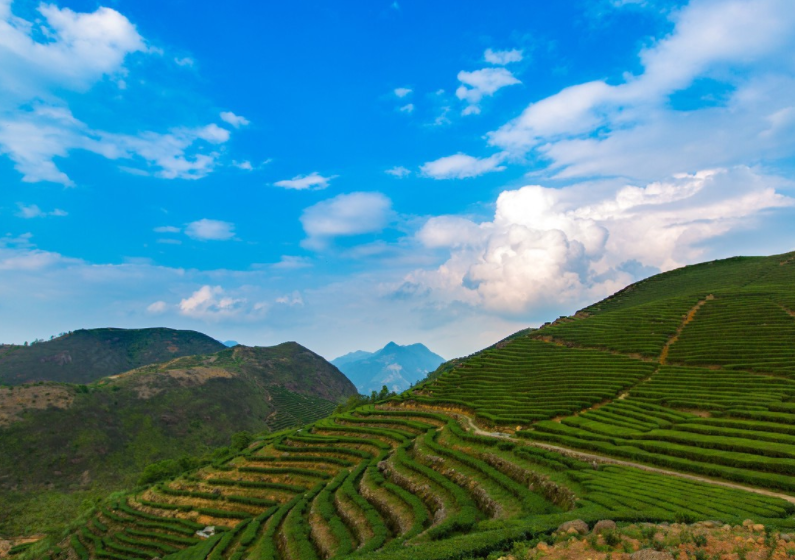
[32,250,795,560]
[0,328,227,386]
[0,342,356,536]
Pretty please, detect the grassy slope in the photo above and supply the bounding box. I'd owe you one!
[0,342,356,536]
[0,328,227,386]
[20,250,795,560]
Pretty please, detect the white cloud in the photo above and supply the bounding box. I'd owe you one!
[301,192,393,250]
[385,166,410,178]
[276,291,304,306]
[147,300,168,314]
[233,160,253,170]
[174,57,194,67]
[487,0,795,180]
[420,152,506,179]
[274,172,336,191]
[394,87,412,98]
[0,2,236,185]
[399,103,414,114]
[185,219,235,241]
[16,203,67,218]
[0,2,147,101]
[484,48,523,65]
[0,233,80,271]
[178,285,266,321]
[220,111,250,128]
[410,167,793,314]
[456,67,520,114]
[153,226,180,233]
[272,256,312,270]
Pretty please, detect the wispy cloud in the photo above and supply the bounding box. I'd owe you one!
[15,203,67,219]
[301,192,393,250]
[274,172,336,190]
[487,0,795,181]
[0,2,242,185]
[455,68,520,115]
[272,256,312,270]
[484,48,523,65]
[385,166,411,178]
[185,219,236,241]
[220,111,250,128]
[420,152,506,179]
[153,226,181,233]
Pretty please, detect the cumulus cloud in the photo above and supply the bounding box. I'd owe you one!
[0,2,147,101]
[274,172,336,190]
[220,111,250,128]
[409,167,793,315]
[185,219,235,241]
[16,203,67,218]
[153,226,180,233]
[385,166,410,178]
[484,48,523,65]
[399,103,414,114]
[456,68,520,114]
[420,152,506,179]
[394,87,412,98]
[300,192,393,250]
[0,1,236,185]
[178,285,267,321]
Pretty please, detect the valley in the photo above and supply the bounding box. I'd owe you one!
[5,251,795,560]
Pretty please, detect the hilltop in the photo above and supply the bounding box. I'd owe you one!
[20,250,795,560]
[0,342,356,536]
[0,328,226,386]
[332,342,445,394]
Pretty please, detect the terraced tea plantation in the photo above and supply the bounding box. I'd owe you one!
[38,252,795,560]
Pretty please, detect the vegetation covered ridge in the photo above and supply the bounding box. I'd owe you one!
[0,342,356,537]
[17,250,795,560]
[0,327,227,386]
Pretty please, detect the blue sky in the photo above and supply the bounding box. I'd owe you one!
[2,0,795,359]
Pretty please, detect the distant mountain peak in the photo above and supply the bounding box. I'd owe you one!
[331,341,444,395]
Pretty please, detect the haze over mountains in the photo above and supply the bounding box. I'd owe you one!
[332,341,445,394]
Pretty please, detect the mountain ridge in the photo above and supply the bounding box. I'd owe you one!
[0,341,356,536]
[332,341,445,394]
[0,327,226,386]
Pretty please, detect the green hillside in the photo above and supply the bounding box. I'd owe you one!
[0,328,227,386]
[0,342,356,536]
[19,251,795,560]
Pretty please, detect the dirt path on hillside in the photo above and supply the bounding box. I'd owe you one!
[459,416,795,505]
[659,295,713,365]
